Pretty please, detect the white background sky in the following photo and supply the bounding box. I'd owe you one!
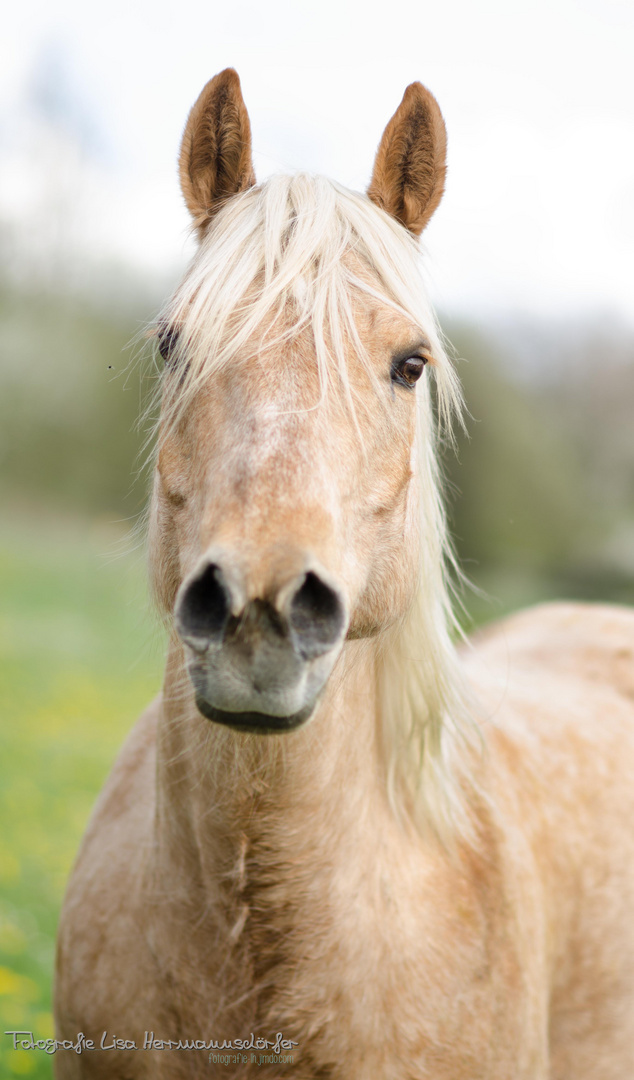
[3,0,634,325]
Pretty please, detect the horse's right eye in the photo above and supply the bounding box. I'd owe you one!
[157,323,180,364]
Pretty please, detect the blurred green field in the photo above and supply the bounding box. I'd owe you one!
[0,511,164,1079]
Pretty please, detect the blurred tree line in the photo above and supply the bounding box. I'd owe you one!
[0,280,156,519]
[0,275,633,620]
[443,319,634,617]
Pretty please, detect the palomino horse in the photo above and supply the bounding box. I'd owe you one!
[54,70,634,1079]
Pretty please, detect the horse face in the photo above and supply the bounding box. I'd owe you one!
[150,68,447,733]
[153,298,429,733]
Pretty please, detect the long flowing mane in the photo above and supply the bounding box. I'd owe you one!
[155,172,476,839]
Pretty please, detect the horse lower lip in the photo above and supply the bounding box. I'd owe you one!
[194,695,315,733]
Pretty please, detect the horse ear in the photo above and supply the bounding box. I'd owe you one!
[367,82,447,236]
[179,68,256,236]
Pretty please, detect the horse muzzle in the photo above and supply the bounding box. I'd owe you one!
[174,549,347,733]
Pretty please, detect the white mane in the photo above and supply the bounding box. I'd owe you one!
[156,172,477,840]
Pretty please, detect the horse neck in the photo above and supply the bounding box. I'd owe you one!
[154,636,390,895]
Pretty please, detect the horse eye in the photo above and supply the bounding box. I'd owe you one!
[157,322,180,364]
[391,355,428,388]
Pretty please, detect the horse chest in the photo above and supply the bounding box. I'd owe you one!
[149,850,543,1080]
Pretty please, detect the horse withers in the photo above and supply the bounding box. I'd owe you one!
[54,69,634,1079]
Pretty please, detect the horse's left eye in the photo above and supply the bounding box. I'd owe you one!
[391,355,428,388]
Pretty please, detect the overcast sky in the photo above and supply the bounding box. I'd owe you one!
[3,0,634,325]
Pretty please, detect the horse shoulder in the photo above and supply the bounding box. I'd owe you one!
[462,601,634,1078]
[54,698,160,1077]
[463,600,634,831]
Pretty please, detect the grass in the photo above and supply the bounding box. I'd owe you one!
[0,510,164,1078]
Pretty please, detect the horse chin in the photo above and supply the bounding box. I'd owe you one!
[194,694,316,734]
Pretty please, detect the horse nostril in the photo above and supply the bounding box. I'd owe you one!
[288,571,346,659]
[176,561,346,661]
[175,563,230,648]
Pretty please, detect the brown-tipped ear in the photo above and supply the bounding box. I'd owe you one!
[179,68,255,237]
[367,82,447,236]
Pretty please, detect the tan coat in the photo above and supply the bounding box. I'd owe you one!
[54,70,634,1079]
